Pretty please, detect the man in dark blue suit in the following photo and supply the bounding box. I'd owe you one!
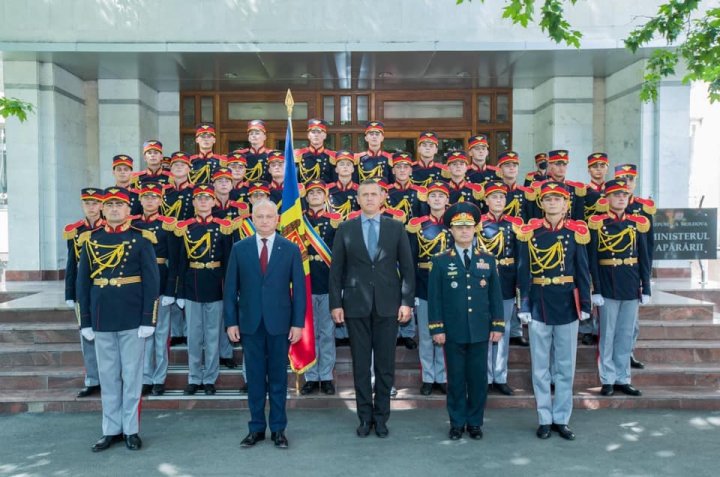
[223,199,306,449]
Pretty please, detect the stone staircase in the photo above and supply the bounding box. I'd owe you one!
[1,284,719,413]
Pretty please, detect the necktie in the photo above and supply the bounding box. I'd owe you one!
[367,218,378,260]
[463,249,471,269]
[260,238,268,274]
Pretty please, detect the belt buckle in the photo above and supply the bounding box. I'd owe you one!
[97,278,108,287]
[551,277,561,285]
[109,278,118,286]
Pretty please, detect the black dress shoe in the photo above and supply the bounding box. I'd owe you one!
[204,383,216,395]
[580,333,595,346]
[536,425,552,439]
[335,338,350,347]
[169,336,183,347]
[615,384,642,396]
[436,383,448,395]
[630,356,645,369]
[356,421,372,437]
[141,384,153,396]
[300,381,319,395]
[151,384,165,396]
[420,382,433,396]
[467,426,483,440]
[494,383,514,396]
[551,423,576,440]
[320,380,336,395]
[220,358,238,369]
[600,384,615,396]
[77,385,100,398]
[91,434,123,452]
[125,434,142,450]
[402,337,418,350]
[510,336,530,347]
[448,427,463,440]
[375,422,389,438]
[240,432,265,448]
[183,384,199,395]
[271,431,289,449]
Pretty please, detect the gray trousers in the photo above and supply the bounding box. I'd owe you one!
[80,332,100,387]
[304,294,336,381]
[335,324,349,339]
[143,299,171,385]
[185,300,222,385]
[487,299,514,384]
[579,312,598,335]
[598,298,638,385]
[169,303,186,337]
[397,311,416,338]
[632,308,641,349]
[529,319,579,426]
[94,329,144,436]
[219,324,234,359]
[509,307,523,338]
[416,298,446,383]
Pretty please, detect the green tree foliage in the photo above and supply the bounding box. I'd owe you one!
[457,0,719,102]
[0,97,34,122]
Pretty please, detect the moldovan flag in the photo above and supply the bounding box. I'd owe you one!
[280,108,317,373]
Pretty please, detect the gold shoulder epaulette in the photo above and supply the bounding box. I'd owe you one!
[63,220,85,240]
[157,215,177,232]
[213,217,235,235]
[406,215,428,234]
[77,230,93,245]
[414,185,428,202]
[565,180,587,197]
[138,228,158,244]
[325,211,343,229]
[636,197,656,215]
[595,197,609,213]
[565,219,590,244]
[627,214,650,233]
[588,214,608,230]
[174,218,193,237]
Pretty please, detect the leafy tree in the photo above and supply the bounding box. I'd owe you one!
[0,97,34,122]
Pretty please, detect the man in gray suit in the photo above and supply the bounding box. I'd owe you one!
[329,180,415,439]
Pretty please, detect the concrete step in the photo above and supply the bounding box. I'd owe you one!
[639,320,720,340]
[0,323,80,344]
[0,308,75,324]
[2,385,718,413]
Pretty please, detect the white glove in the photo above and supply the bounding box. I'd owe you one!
[65,300,75,308]
[414,297,420,307]
[81,327,95,341]
[591,294,605,307]
[580,311,591,321]
[518,312,532,325]
[161,296,175,307]
[138,326,155,338]
[640,295,651,305]
[175,299,186,309]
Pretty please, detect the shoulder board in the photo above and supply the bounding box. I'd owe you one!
[515,184,533,194]
[230,201,250,218]
[595,197,609,213]
[504,215,523,226]
[412,185,428,201]
[174,218,193,237]
[565,180,587,197]
[635,197,656,215]
[466,182,483,199]
[157,215,177,231]
[530,180,545,191]
[522,185,537,201]
[63,220,86,240]
[627,213,650,233]
[588,214,608,230]
[440,167,452,179]
[325,211,343,228]
[76,230,93,245]
[131,226,158,244]
[347,210,362,220]
[565,219,590,244]
[212,217,235,235]
[406,215,429,233]
[385,208,406,222]
[516,219,543,242]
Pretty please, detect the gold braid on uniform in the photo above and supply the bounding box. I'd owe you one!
[162,198,183,219]
[245,162,264,182]
[412,176,432,188]
[393,197,411,216]
[528,239,565,275]
[417,233,447,259]
[189,164,210,185]
[86,241,125,279]
[358,163,383,182]
[598,227,636,254]
[183,231,211,260]
[299,162,320,182]
[504,198,520,217]
[332,199,353,220]
[477,230,504,257]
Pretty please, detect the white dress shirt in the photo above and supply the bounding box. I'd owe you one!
[256,232,277,262]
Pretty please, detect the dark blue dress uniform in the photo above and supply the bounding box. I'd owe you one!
[527,179,586,221]
[386,181,428,221]
[327,180,359,220]
[162,181,195,221]
[446,179,483,208]
[625,194,656,263]
[134,169,171,187]
[412,161,446,188]
[188,152,224,186]
[295,146,335,184]
[428,203,504,434]
[64,214,105,303]
[355,149,393,183]
[478,212,522,301]
[130,213,179,298]
[229,181,250,205]
[467,163,499,185]
[503,183,534,222]
[523,153,549,187]
[236,146,270,183]
[584,180,606,221]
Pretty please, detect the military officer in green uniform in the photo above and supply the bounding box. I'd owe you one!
[428,202,504,441]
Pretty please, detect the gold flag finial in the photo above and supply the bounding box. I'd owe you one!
[285,89,294,117]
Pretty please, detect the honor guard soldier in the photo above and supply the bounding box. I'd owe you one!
[135,140,171,186]
[64,188,105,398]
[227,152,249,203]
[584,152,609,220]
[478,181,523,395]
[406,181,452,395]
[162,155,172,172]
[355,121,393,183]
[76,187,160,452]
[163,152,195,221]
[428,202,504,441]
[588,179,651,398]
[111,155,142,215]
[267,151,304,209]
[444,151,484,208]
[189,123,224,185]
[174,185,235,395]
[412,131,447,187]
[516,181,592,441]
[212,167,249,222]
[295,119,335,184]
[524,153,549,187]
[496,151,534,223]
[466,135,498,185]
[615,163,656,369]
[386,152,428,221]
[237,119,271,183]
[300,180,341,395]
[132,183,179,396]
[328,150,360,220]
[527,150,586,221]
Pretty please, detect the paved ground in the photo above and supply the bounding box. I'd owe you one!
[0,408,718,476]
